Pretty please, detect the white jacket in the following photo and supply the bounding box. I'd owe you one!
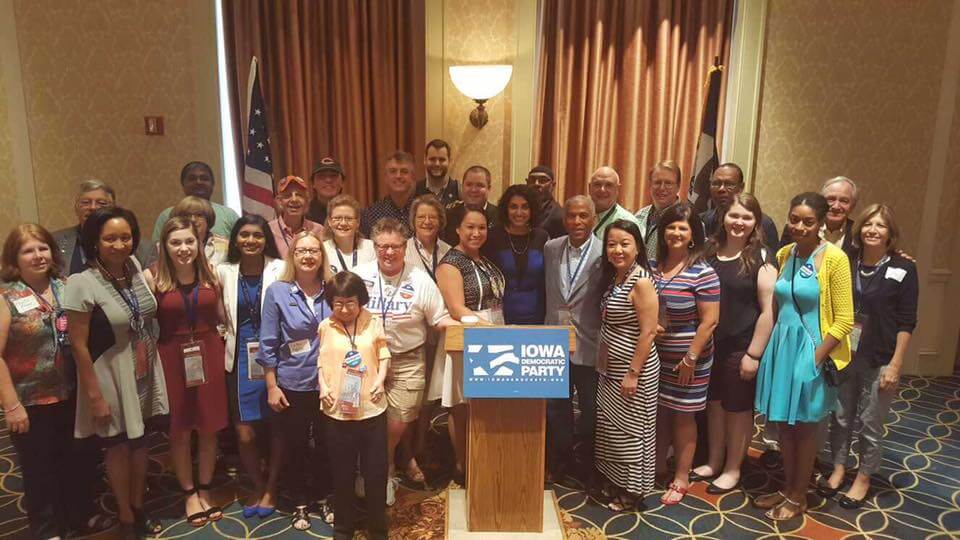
[216,258,285,372]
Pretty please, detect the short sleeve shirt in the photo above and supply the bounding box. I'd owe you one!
[318,310,391,421]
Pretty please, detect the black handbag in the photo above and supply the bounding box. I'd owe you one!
[790,248,849,388]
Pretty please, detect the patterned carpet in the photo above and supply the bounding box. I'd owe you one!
[0,373,957,539]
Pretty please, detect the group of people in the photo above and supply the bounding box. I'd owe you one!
[0,138,918,539]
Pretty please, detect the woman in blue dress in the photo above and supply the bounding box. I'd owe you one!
[216,215,284,518]
[754,192,853,521]
[483,184,547,325]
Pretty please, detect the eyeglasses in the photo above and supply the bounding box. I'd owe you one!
[650,181,678,189]
[333,300,359,310]
[415,215,439,223]
[78,198,112,209]
[709,180,741,190]
[294,248,321,256]
[375,243,404,253]
[329,216,357,224]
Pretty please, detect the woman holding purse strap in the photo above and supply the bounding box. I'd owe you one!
[753,192,854,521]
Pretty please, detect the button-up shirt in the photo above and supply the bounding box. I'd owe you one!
[258,280,329,392]
[318,309,391,421]
[415,177,460,206]
[268,217,325,258]
[361,194,415,237]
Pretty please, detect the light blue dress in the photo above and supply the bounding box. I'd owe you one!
[755,248,836,424]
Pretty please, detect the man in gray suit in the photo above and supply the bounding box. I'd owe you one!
[53,179,156,274]
[544,195,606,484]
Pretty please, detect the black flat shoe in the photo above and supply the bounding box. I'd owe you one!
[688,469,717,482]
[706,480,741,495]
[815,475,840,498]
[838,494,866,509]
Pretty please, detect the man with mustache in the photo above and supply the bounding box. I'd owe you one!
[151,161,239,244]
[268,175,325,258]
[415,139,460,206]
[700,163,779,254]
[525,165,566,239]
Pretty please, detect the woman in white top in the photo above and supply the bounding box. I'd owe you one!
[405,195,452,282]
[322,194,375,278]
[215,215,285,518]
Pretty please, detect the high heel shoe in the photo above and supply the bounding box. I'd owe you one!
[183,488,208,528]
[197,483,223,522]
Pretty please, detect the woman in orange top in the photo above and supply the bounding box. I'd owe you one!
[317,271,391,540]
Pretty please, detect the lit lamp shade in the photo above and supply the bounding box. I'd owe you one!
[449,64,513,128]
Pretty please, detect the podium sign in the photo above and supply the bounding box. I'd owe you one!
[463,327,570,398]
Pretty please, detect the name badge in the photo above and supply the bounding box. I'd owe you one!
[885,267,907,282]
[288,339,311,356]
[134,338,149,380]
[12,295,40,314]
[182,340,207,387]
[850,313,869,353]
[558,304,573,327]
[338,367,364,416]
[246,340,264,380]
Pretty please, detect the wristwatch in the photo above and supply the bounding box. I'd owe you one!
[628,366,642,377]
[683,351,698,365]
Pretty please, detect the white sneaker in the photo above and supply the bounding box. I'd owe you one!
[386,476,400,506]
[355,474,365,498]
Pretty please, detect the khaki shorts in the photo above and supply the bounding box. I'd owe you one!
[386,347,426,423]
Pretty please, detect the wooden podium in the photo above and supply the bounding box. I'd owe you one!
[444,325,575,535]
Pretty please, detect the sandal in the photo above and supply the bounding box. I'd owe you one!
[197,483,223,522]
[753,490,786,509]
[183,488,208,528]
[406,458,426,483]
[660,482,688,506]
[132,506,163,535]
[766,496,804,521]
[606,493,637,512]
[317,498,335,524]
[291,505,311,531]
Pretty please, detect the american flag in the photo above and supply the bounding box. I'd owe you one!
[243,57,276,218]
[689,64,723,214]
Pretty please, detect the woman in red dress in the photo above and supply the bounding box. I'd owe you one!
[149,217,227,527]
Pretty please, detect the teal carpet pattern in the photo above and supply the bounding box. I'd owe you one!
[0,374,957,539]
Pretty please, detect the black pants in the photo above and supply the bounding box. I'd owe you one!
[546,364,598,475]
[327,413,388,540]
[272,388,330,505]
[10,399,97,539]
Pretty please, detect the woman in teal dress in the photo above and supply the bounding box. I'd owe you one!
[754,192,854,521]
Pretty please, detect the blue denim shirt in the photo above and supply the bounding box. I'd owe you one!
[258,280,329,392]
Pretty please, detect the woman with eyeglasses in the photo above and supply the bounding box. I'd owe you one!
[64,207,169,539]
[259,230,333,530]
[216,215,284,518]
[322,195,375,278]
[0,224,114,539]
[318,271,392,540]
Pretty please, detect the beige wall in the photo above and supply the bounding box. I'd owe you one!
[7,0,221,235]
[752,0,960,375]
[0,52,19,233]
[432,0,519,196]
[754,0,953,253]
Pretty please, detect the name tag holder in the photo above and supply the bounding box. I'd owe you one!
[339,349,366,416]
[558,304,573,327]
[246,339,264,380]
[850,313,868,354]
[182,339,207,387]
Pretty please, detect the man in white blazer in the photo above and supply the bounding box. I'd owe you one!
[543,195,606,484]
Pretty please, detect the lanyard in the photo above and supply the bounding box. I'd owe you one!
[343,319,358,351]
[415,239,439,282]
[854,255,890,313]
[562,236,592,302]
[115,282,144,335]
[180,283,201,337]
[653,263,685,296]
[238,274,263,334]
[471,258,502,311]
[335,242,358,272]
[593,206,617,234]
[377,266,407,326]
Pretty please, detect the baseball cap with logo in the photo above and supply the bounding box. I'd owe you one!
[277,175,309,193]
[311,157,345,179]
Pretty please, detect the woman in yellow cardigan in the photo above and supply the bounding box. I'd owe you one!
[753,192,853,521]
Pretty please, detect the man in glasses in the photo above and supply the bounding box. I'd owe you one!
[635,161,682,263]
[700,162,779,254]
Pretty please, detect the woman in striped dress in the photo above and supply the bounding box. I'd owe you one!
[651,203,720,505]
[595,219,660,512]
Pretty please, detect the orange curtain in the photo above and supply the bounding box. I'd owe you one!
[223,0,426,206]
[533,0,732,209]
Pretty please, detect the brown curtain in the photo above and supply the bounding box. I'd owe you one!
[223,0,426,206]
[534,0,732,209]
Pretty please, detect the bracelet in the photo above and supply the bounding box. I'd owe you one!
[681,357,696,368]
[628,366,642,377]
[3,402,22,414]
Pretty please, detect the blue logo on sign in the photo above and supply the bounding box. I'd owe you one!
[463,327,570,398]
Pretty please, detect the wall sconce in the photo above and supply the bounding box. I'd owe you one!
[449,64,513,129]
